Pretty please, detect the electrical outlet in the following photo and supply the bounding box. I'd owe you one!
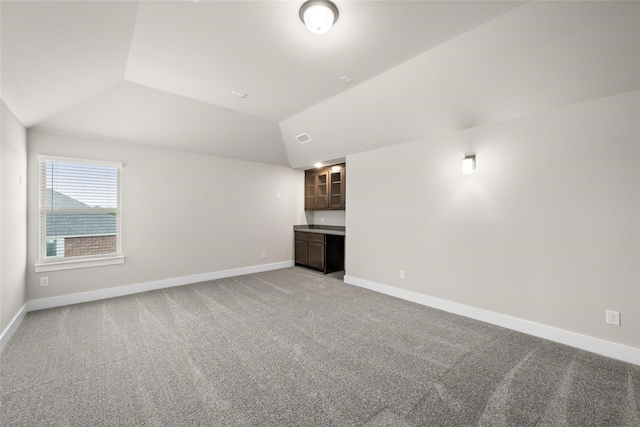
[606,310,620,326]
[261,251,266,258]
[40,277,49,287]
[400,270,405,279]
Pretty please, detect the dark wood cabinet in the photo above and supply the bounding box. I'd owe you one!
[294,234,309,265]
[294,231,344,274]
[305,163,345,211]
[308,239,325,270]
[328,164,345,209]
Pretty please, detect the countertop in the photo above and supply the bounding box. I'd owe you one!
[294,225,346,236]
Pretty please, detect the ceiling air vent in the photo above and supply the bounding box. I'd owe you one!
[295,133,312,144]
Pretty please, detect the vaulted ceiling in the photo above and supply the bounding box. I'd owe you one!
[2,1,638,168]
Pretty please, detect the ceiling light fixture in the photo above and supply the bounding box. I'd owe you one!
[299,0,339,35]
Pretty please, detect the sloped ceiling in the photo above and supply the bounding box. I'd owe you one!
[2,1,638,168]
[1,1,138,126]
[281,1,640,168]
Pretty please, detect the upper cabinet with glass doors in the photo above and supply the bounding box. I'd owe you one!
[305,163,345,211]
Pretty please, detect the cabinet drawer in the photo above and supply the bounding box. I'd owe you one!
[295,231,309,241]
[309,233,325,243]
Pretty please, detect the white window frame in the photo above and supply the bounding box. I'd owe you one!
[35,155,124,273]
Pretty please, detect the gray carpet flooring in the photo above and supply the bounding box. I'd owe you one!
[1,267,638,426]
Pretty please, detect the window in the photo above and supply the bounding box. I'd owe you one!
[36,155,123,272]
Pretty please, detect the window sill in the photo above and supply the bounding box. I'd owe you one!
[35,255,125,273]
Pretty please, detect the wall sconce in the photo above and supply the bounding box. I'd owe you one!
[299,0,339,34]
[462,155,476,175]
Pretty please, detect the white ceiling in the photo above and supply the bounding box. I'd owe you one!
[2,1,638,168]
[281,1,640,167]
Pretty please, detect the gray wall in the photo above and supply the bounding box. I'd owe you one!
[345,91,639,348]
[26,131,305,301]
[1,101,27,334]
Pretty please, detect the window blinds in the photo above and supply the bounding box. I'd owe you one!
[39,156,122,260]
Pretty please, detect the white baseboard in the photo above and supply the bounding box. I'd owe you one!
[344,275,640,366]
[27,261,294,312]
[5,265,637,366]
[0,303,27,353]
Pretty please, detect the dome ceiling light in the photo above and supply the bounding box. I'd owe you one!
[299,0,339,35]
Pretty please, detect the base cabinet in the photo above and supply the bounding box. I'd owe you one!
[294,238,309,266]
[294,231,344,274]
[308,241,325,270]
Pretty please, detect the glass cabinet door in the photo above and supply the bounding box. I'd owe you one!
[305,171,317,209]
[329,165,345,209]
[316,170,329,209]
